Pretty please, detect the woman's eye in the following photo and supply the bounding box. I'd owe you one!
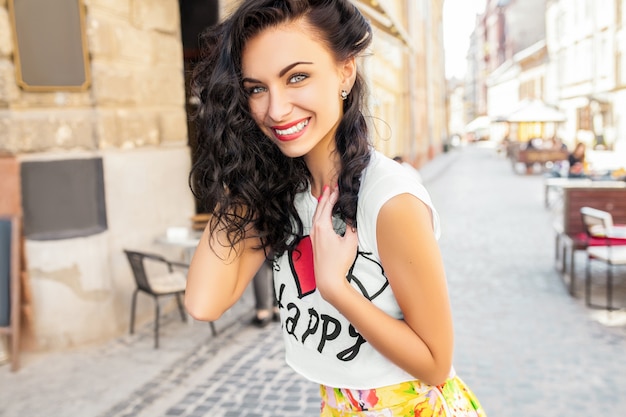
[289,73,308,84]
[247,86,267,95]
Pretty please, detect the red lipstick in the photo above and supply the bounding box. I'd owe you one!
[271,118,310,142]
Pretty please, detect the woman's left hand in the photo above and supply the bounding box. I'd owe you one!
[310,186,359,304]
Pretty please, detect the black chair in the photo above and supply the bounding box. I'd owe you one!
[580,207,626,310]
[124,249,216,348]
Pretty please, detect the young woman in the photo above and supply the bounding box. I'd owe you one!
[568,142,587,178]
[185,1,485,415]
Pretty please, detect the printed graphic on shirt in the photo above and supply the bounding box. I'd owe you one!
[287,235,389,300]
[288,235,316,298]
[280,235,392,361]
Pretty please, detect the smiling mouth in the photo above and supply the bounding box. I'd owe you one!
[273,119,309,137]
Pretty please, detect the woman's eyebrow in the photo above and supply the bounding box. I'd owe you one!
[242,61,313,84]
[278,61,313,77]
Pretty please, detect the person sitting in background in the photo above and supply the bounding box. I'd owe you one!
[393,155,423,183]
[568,142,587,178]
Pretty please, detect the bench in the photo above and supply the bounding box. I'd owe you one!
[554,184,626,295]
[510,145,568,174]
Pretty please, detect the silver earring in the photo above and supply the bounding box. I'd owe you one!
[341,90,349,100]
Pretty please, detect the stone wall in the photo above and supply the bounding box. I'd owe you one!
[0,0,187,153]
[0,0,195,350]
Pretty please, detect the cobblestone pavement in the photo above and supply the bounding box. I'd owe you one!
[2,144,626,417]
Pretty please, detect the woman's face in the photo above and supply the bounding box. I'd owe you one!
[241,21,353,159]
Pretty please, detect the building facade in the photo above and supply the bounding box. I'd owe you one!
[462,0,547,131]
[462,0,626,154]
[347,0,447,166]
[545,0,624,150]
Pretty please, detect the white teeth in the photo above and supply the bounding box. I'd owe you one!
[275,119,308,136]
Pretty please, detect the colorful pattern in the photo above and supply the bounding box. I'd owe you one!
[320,376,486,416]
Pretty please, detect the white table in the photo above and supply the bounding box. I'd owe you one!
[155,228,202,263]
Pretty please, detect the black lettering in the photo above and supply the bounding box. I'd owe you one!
[317,314,341,353]
[276,283,286,309]
[301,308,320,344]
[336,325,367,361]
[285,303,300,341]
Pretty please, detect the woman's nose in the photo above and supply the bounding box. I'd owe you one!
[267,89,292,122]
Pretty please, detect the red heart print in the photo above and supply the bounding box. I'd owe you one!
[289,235,316,298]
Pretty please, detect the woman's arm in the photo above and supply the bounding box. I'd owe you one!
[185,220,267,322]
[311,187,453,386]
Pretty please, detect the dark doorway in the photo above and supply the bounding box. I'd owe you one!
[179,0,220,213]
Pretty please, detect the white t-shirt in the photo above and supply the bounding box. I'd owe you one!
[273,150,441,389]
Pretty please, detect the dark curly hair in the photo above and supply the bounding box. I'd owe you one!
[189,0,373,258]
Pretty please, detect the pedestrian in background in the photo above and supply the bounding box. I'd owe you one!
[393,155,423,183]
[250,259,279,327]
[184,0,485,415]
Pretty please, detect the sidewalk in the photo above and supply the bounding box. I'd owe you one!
[0,286,259,417]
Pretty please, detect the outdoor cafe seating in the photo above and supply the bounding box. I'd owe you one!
[550,180,626,296]
[124,249,218,349]
[580,207,626,310]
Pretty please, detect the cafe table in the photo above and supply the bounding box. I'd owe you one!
[154,227,202,263]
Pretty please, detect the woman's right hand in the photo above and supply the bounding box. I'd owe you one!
[309,186,359,305]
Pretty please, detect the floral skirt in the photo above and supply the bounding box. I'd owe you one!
[320,375,486,417]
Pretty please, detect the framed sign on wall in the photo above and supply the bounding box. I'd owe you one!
[20,158,107,240]
[8,0,91,91]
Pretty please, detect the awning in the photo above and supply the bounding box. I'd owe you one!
[504,99,566,123]
[352,0,413,49]
[465,115,491,132]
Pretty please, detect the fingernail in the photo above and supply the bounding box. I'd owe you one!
[318,185,328,202]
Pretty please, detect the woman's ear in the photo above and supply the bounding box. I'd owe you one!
[340,56,357,92]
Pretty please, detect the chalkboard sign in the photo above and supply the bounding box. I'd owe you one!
[0,219,11,327]
[20,158,107,240]
[0,215,20,371]
[8,0,91,91]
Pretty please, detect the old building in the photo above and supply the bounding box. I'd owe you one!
[465,0,546,126]
[464,0,626,154]
[545,0,625,150]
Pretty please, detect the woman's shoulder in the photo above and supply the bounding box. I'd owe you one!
[361,150,422,191]
[358,150,441,242]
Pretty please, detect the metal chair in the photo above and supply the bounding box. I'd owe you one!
[124,249,216,348]
[580,207,626,310]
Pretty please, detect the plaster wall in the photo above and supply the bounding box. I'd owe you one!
[20,146,193,349]
[0,0,193,350]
